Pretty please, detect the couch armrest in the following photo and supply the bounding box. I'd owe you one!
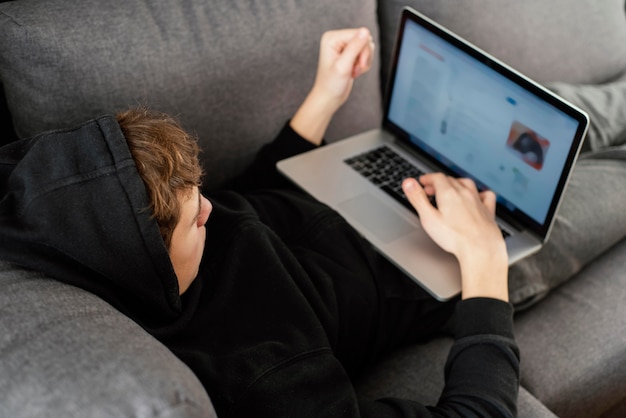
[0,262,216,418]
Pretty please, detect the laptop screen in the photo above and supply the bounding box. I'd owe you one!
[384,8,588,238]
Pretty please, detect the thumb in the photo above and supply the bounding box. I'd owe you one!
[402,178,439,223]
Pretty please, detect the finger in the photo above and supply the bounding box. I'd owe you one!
[335,28,371,77]
[363,38,375,67]
[479,190,497,215]
[323,28,366,48]
[420,173,466,212]
[402,177,440,221]
[419,172,454,195]
[320,28,364,63]
[421,183,435,196]
[354,38,375,78]
[417,172,436,188]
[457,177,478,193]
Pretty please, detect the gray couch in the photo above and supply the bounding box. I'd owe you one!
[1,0,625,417]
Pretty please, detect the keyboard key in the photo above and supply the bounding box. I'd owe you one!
[345,146,428,212]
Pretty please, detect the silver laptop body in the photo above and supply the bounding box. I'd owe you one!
[278,7,589,300]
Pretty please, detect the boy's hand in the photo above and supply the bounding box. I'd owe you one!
[402,175,509,302]
[313,27,375,111]
[291,28,375,145]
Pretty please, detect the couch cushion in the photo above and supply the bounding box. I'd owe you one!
[378,0,626,88]
[547,81,626,152]
[514,239,626,418]
[0,262,216,417]
[0,0,381,189]
[507,149,626,308]
[355,336,559,417]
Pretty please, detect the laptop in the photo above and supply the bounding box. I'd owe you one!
[277,7,589,300]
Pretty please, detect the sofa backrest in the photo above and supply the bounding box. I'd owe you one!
[0,0,382,190]
[2,1,626,188]
[378,0,626,93]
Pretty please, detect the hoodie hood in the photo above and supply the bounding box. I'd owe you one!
[0,116,186,330]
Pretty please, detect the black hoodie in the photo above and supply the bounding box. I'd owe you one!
[0,116,519,417]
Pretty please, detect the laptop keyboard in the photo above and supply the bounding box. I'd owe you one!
[343,146,510,238]
[343,146,432,212]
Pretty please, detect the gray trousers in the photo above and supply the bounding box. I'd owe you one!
[509,81,626,309]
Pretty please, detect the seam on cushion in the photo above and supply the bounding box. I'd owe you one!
[0,11,23,27]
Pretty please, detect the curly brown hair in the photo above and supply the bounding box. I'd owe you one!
[116,107,203,248]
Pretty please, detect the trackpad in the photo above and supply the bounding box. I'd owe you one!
[338,193,414,243]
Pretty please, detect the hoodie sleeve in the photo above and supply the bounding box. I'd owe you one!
[231,298,520,418]
[229,121,321,192]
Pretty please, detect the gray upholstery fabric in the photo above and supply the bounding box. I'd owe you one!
[548,81,626,153]
[355,337,452,405]
[508,151,626,308]
[378,0,626,90]
[516,389,559,418]
[514,239,626,418]
[0,0,382,190]
[354,337,559,417]
[0,262,216,418]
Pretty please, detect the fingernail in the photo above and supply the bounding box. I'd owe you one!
[403,178,415,190]
[358,28,368,38]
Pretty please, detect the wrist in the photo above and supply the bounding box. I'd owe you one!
[290,88,338,146]
[458,242,509,302]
